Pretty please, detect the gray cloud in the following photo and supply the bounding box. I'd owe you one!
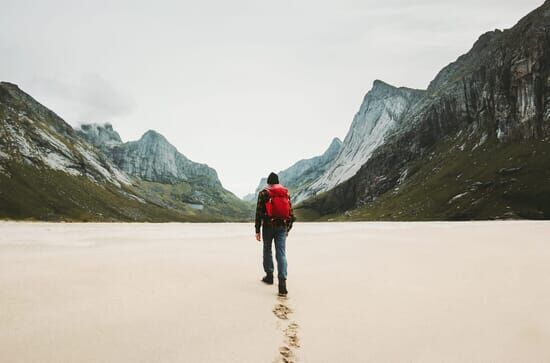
[28,74,134,125]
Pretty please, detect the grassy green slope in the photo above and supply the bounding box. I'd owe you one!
[136,179,253,222]
[0,161,203,222]
[296,137,550,221]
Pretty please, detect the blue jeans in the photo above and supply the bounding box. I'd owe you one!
[262,225,287,280]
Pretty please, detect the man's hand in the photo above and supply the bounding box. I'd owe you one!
[255,233,261,242]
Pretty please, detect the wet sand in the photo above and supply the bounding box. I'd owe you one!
[1,221,549,362]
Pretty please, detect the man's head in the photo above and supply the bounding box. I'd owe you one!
[267,172,279,185]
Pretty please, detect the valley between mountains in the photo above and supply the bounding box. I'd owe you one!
[2,1,550,221]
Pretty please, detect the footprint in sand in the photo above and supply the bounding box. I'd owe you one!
[278,345,295,363]
[272,297,301,362]
[273,303,293,320]
[284,322,300,348]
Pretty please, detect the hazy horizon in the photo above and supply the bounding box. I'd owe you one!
[0,0,543,197]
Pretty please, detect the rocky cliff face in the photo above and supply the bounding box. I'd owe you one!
[250,81,424,203]
[299,1,550,219]
[0,82,131,188]
[250,137,342,200]
[79,124,221,187]
[77,123,122,153]
[78,123,251,219]
[294,81,425,202]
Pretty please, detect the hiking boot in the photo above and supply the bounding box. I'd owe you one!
[278,279,288,296]
[261,274,274,285]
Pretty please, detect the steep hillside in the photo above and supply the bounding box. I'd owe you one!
[298,137,550,221]
[297,1,550,220]
[294,81,425,203]
[0,84,251,221]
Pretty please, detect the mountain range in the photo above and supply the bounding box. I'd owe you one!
[0,83,251,221]
[2,1,550,221]
[253,1,550,220]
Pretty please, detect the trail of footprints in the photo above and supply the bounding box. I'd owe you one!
[272,296,300,363]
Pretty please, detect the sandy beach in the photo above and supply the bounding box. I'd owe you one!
[1,221,549,362]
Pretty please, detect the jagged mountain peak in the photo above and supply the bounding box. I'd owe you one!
[0,81,74,137]
[370,79,424,94]
[360,80,426,118]
[140,129,165,141]
[0,81,19,89]
[372,79,394,88]
[134,129,188,161]
[473,29,503,49]
[323,137,343,158]
[368,80,400,97]
[137,130,181,153]
[77,122,122,151]
[328,137,342,149]
[370,79,411,93]
[0,82,25,98]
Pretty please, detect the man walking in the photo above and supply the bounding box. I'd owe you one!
[255,172,296,296]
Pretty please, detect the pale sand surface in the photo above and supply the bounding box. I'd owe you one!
[1,221,550,362]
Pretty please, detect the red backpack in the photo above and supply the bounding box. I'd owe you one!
[264,184,291,219]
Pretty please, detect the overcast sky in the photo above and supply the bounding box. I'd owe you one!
[0,0,543,197]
